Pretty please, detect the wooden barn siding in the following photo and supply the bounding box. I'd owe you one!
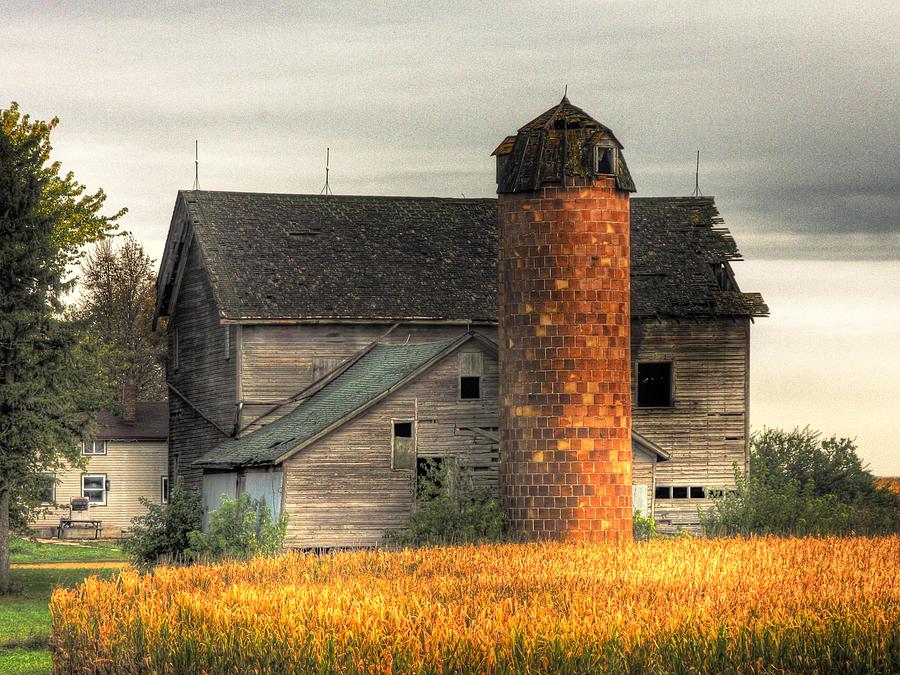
[632,317,750,530]
[168,234,237,490]
[31,441,168,537]
[239,324,498,432]
[282,343,499,549]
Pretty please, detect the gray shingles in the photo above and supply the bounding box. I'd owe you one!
[164,190,766,322]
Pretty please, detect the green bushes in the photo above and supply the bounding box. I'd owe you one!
[701,427,900,537]
[632,511,657,541]
[186,494,287,562]
[123,477,201,567]
[384,459,506,547]
[124,481,286,566]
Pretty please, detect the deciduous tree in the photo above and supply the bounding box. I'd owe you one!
[0,102,123,592]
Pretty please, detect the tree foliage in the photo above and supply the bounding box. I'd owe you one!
[384,459,507,547]
[122,478,202,568]
[0,101,124,592]
[70,236,166,401]
[701,427,900,537]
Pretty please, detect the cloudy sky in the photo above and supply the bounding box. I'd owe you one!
[3,1,898,473]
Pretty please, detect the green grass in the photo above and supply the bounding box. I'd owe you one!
[10,537,125,564]
[0,567,120,675]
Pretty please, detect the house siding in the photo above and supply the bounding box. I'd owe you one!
[31,441,168,537]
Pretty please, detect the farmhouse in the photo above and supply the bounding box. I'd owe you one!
[155,98,767,544]
[30,391,169,538]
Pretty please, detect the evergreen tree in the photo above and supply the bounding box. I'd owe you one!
[0,102,123,592]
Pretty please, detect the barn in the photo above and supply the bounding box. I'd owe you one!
[155,100,767,544]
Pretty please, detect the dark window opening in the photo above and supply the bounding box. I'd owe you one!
[690,486,705,499]
[161,476,170,504]
[416,457,445,500]
[39,474,56,504]
[393,422,412,438]
[672,486,689,499]
[655,486,671,500]
[594,145,617,175]
[460,376,481,400]
[637,362,673,407]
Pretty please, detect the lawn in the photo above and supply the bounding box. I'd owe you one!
[0,539,126,674]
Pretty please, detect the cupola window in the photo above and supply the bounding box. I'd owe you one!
[594,144,617,175]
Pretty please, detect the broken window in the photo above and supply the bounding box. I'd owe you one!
[392,421,415,470]
[594,144,617,175]
[416,457,445,500]
[459,351,483,400]
[637,362,673,407]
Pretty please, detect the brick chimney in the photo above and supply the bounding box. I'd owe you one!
[493,97,635,542]
[121,382,137,424]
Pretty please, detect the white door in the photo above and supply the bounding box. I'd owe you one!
[201,472,237,530]
[632,484,649,516]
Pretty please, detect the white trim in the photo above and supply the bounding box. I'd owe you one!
[82,440,107,456]
[81,473,108,506]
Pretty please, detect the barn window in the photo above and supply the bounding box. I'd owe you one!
[416,457,445,500]
[690,486,705,499]
[392,421,416,470]
[637,362,673,407]
[594,144,617,175]
[672,486,689,499]
[82,474,108,505]
[459,352,483,400]
[655,486,671,500]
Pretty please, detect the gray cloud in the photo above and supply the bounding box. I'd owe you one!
[1,0,897,262]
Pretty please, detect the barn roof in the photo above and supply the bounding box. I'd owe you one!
[194,333,489,469]
[156,191,767,323]
[95,402,168,441]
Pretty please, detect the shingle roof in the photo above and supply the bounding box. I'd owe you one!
[195,336,468,469]
[95,402,168,441]
[157,191,766,322]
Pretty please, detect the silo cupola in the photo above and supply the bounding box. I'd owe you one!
[493,96,636,194]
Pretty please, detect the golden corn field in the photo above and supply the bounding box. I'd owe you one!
[51,537,899,674]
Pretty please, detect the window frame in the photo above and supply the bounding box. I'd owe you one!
[391,419,416,471]
[39,473,56,505]
[593,143,618,175]
[458,351,483,401]
[636,361,674,408]
[81,473,108,506]
[459,376,481,400]
[82,440,108,456]
[161,476,170,504]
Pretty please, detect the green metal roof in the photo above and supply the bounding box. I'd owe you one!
[195,336,471,469]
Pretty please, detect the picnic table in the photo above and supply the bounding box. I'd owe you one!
[57,517,103,540]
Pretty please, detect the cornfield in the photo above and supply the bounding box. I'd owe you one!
[51,537,899,673]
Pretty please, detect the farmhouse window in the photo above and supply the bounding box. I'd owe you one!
[161,476,170,504]
[39,474,56,504]
[392,421,416,470]
[82,474,107,505]
[637,362,673,407]
[82,440,107,456]
[459,352,483,400]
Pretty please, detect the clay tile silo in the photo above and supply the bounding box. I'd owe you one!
[493,97,636,542]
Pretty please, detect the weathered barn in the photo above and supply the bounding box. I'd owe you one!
[155,178,766,542]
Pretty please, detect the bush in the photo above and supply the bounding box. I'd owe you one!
[185,494,287,562]
[701,427,900,537]
[384,459,506,547]
[123,477,202,567]
[632,510,657,541]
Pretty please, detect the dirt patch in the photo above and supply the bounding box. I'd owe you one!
[11,562,129,570]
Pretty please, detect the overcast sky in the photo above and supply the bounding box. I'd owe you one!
[3,1,898,472]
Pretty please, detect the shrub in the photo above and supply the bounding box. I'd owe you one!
[632,510,657,541]
[384,459,506,547]
[185,494,287,562]
[123,477,202,567]
[701,427,900,537]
